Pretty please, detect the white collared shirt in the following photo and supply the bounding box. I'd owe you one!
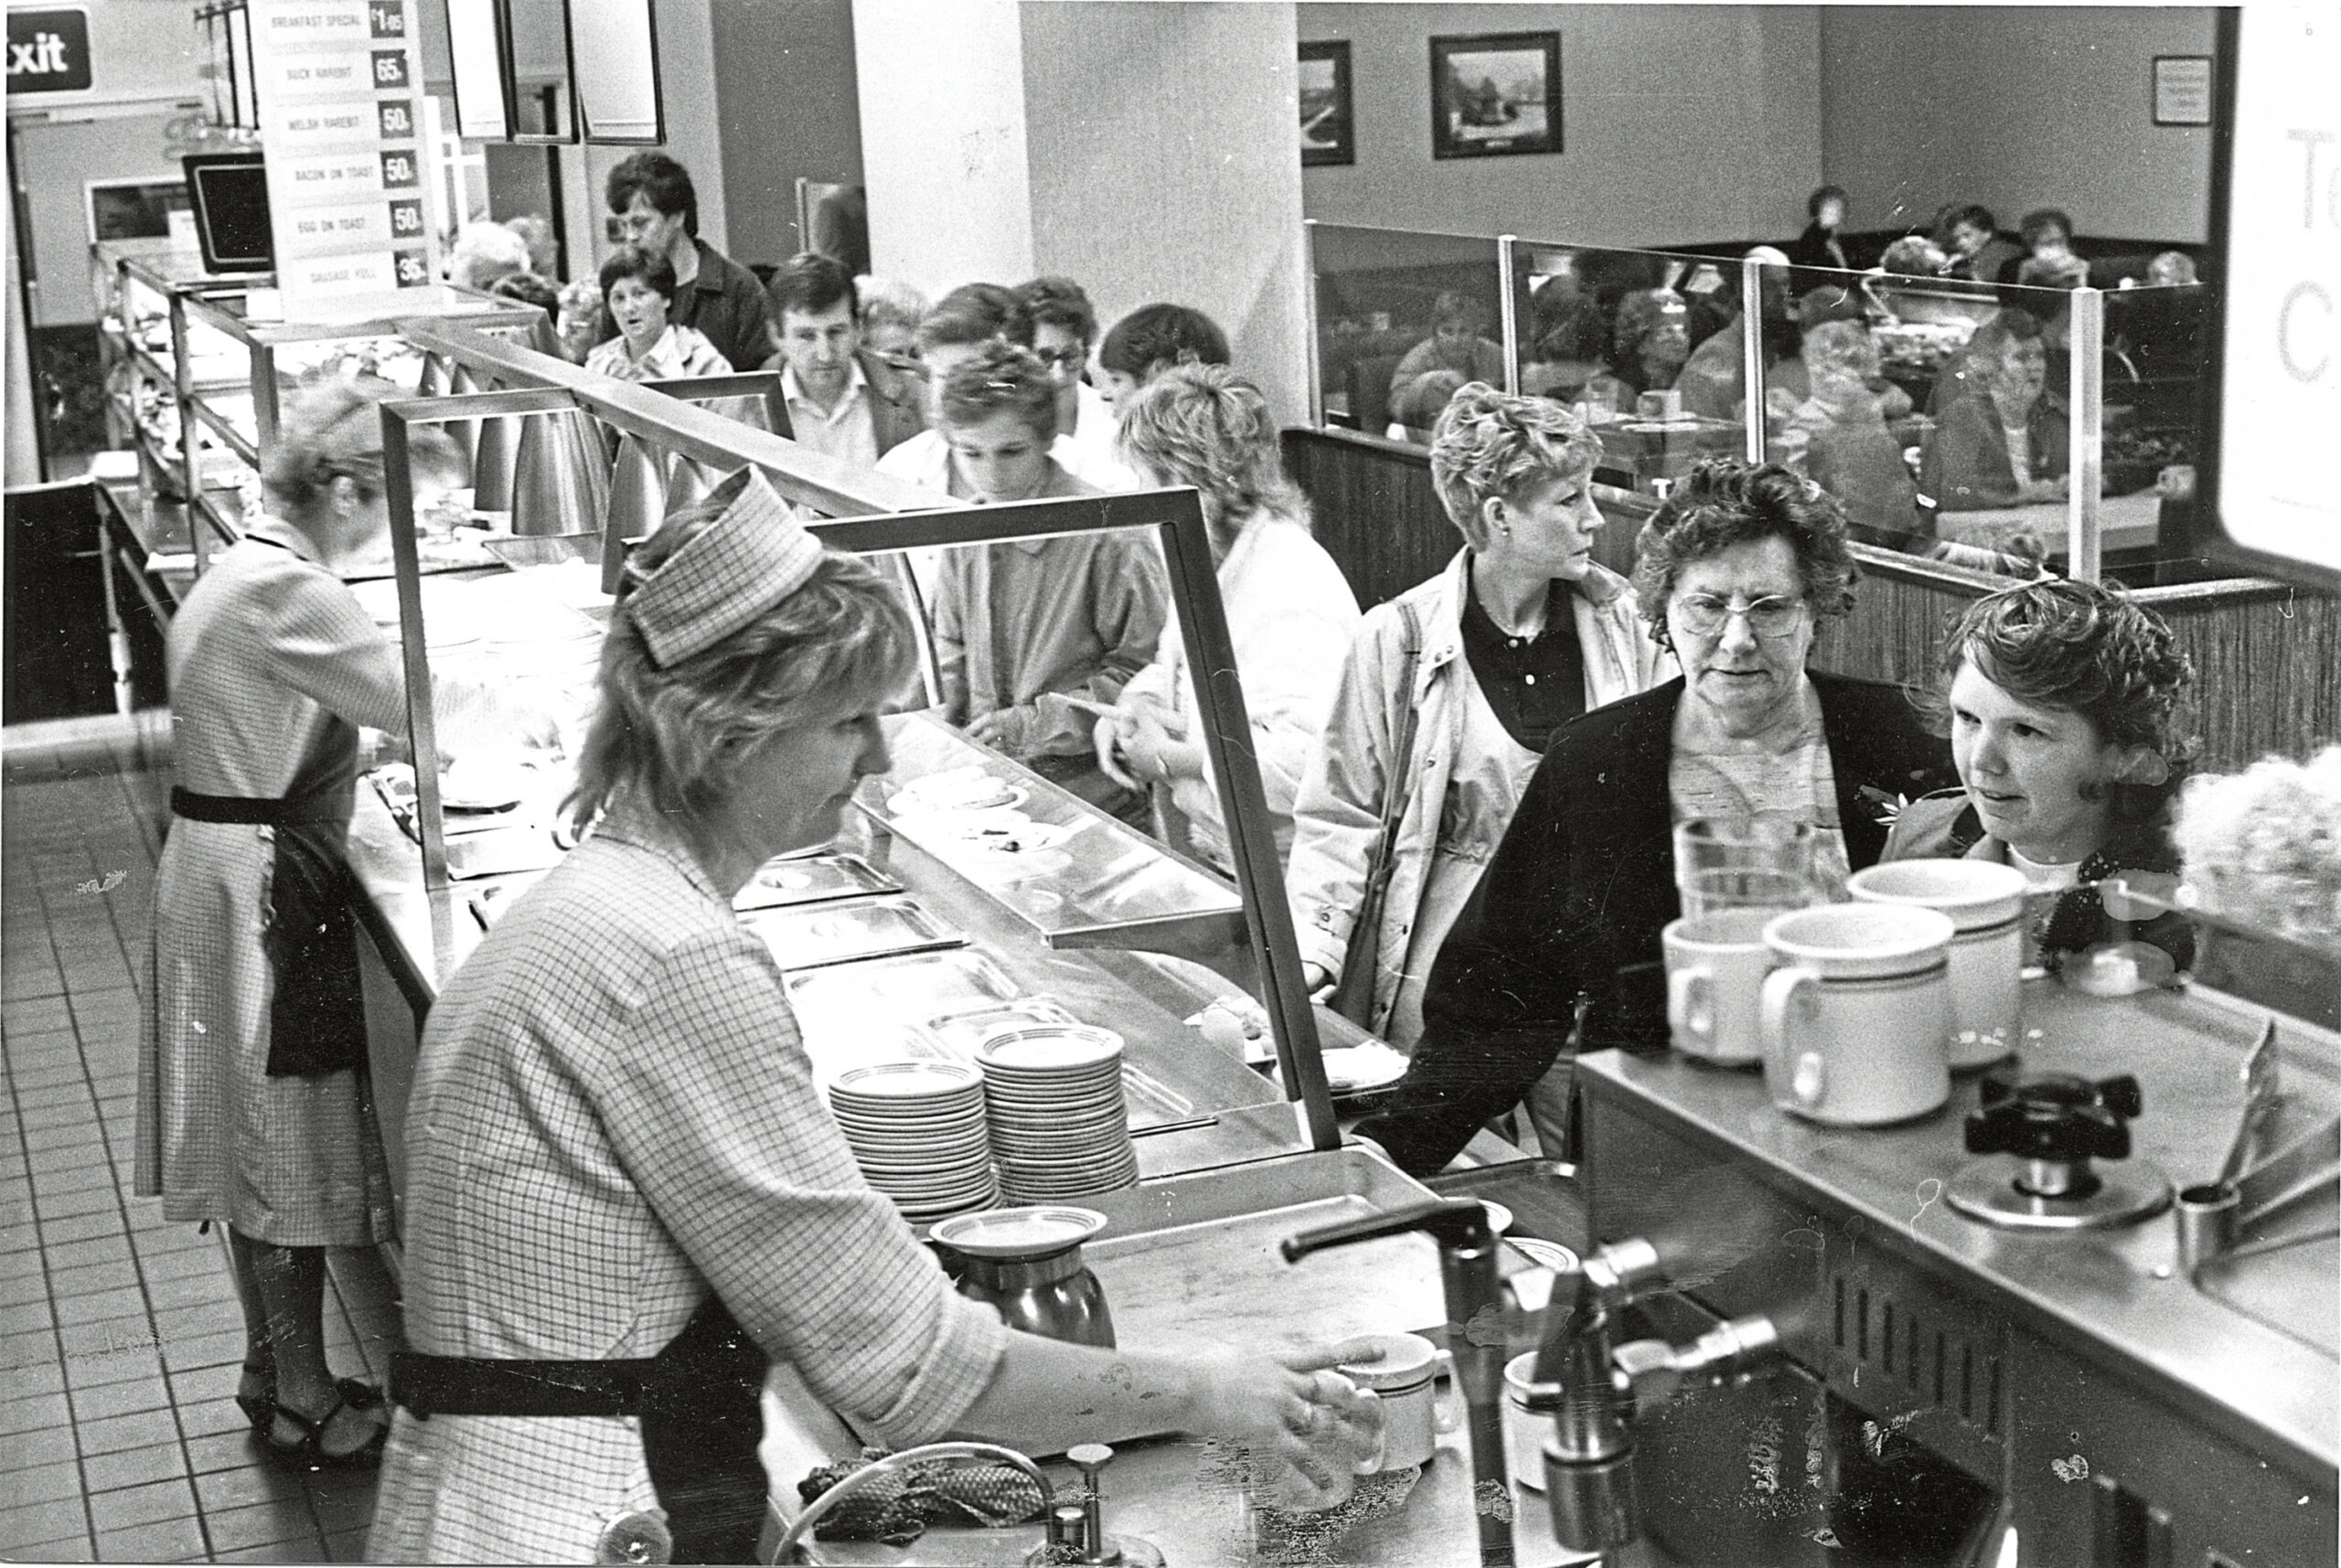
[779,358,879,468]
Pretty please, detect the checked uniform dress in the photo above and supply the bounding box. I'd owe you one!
[366,798,1010,1563]
[134,517,417,1245]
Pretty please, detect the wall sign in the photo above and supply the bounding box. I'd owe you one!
[2153,55,2212,128]
[2206,10,2340,587]
[251,0,438,311]
[7,6,93,93]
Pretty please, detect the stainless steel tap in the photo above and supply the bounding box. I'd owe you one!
[1283,1197,1515,1566]
[1514,1237,1781,1558]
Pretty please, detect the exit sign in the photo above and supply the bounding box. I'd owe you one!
[7,7,92,93]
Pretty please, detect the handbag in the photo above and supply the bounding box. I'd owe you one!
[1329,598,1427,1028]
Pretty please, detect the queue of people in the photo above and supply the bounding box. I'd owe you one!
[137,144,2235,1562]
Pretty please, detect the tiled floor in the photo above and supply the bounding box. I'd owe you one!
[2,723,390,1563]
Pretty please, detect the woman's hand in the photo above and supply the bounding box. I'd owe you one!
[1301,962,1337,1003]
[1118,702,1200,786]
[967,705,1032,755]
[1188,1341,1386,1509]
[1094,710,1143,792]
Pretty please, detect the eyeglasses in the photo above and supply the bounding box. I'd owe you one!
[1672,593,1809,640]
[1033,347,1085,371]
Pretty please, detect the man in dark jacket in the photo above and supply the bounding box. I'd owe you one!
[604,152,773,372]
[760,251,924,464]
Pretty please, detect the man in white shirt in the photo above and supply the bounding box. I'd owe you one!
[761,251,925,465]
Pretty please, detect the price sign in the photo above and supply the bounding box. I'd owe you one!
[252,0,437,312]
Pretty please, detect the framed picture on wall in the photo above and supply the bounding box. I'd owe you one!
[2152,54,2213,126]
[1299,39,1353,167]
[1429,30,1561,159]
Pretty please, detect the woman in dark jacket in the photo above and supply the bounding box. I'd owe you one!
[1355,461,1956,1177]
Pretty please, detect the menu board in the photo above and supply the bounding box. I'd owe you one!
[2214,6,2341,585]
[250,0,437,312]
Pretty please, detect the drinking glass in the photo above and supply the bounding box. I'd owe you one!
[1674,817,1821,920]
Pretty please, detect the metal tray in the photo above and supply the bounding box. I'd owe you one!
[1078,1147,1449,1358]
[783,949,1021,1030]
[743,895,964,971]
[732,852,902,912]
[443,825,565,880]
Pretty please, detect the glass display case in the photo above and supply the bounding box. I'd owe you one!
[97,242,547,574]
[355,323,1346,1201]
[1303,219,2218,583]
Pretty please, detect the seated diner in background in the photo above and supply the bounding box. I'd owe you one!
[1921,312,2069,512]
[925,343,1166,820]
[1784,317,1926,549]
[1786,184,1854,272]
[1352,461,1957,1177]
[1390,290,1508,390]
[1286,387,1673,1051]
[583,246,733,383]
[1095,364,1358,871]
[1609,287,1694,399]
[1386,368,1469,444]
[1936,202,2024,286]
[367,472,1380,1562]
[1672,251,1804,422]
[1885,576,2197,977]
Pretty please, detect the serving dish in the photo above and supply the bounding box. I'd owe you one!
[732,852,903,912]
[743,895,965,971]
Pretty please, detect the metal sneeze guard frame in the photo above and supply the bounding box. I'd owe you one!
[1304,218,2120,581]
[378,322,1342,1152]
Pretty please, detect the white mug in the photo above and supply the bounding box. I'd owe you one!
[1335,1332,1459,1471]
[1503,1351,1549,1492]
[1846,859,2026,1068]
[1662,908,1779,1065]
[1760,904,1955,1125]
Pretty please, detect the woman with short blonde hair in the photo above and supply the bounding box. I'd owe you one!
[1287,383,1672,1058]
[369,469,1381,1563]
[1096,365,1362,869]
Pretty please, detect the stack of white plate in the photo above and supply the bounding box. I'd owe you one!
[977,1026,1140,1202]
[826,1061,996,1221]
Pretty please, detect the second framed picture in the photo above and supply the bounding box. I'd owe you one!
[1299,39,1354,166]
[1430,30,1562,159]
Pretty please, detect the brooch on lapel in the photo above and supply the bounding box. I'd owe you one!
[1856,785,1911,828]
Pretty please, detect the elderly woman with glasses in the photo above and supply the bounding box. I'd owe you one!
[1355,460,1957,1176]
[1287,386,1673,1064]
[368,471,1378,1564]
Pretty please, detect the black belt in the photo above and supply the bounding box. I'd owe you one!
[171,787,291,826]
[390,1349,665,1419]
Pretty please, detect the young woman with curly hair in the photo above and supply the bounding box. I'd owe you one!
[1885,577,2197,973]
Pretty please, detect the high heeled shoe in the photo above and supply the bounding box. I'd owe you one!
[263,1381,389,1472]
[235,1362,275,1434]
